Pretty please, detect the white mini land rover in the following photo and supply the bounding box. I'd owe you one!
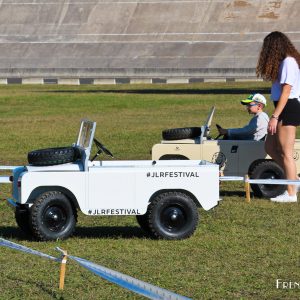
[4,120,220,241]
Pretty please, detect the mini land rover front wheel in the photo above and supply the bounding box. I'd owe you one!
[147,191,199,240]
[249,160,286,198]
[30,191,77,241]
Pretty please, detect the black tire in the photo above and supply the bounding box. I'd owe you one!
[162,127,201,140]
[30,191,77,241]
[15,206,32,236]
[159,155,188,160]
[249,160,286,198]
[136,213,151,233]
[248,159,265,176]
[147,191,199,240]
[28,147,80,166]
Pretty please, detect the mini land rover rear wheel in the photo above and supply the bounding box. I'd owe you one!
[148,191,199,240]
[15,206,32,236]
[249,160,286,198]
[30,191,77,241]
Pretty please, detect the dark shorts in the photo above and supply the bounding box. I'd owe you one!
[274,98,300,126]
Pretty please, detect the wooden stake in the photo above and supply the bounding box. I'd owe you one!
[59,249,68,290]
[245,174,251,203]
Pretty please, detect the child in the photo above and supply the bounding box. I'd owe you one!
[216,93,269,141]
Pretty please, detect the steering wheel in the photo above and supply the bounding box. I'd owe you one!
[215,133,229,140]
[91,138,114,161]
[215,133,223,139]
[215,124,228,140]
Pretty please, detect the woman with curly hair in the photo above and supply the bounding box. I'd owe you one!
[256,31,300,202]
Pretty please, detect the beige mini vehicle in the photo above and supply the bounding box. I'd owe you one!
[152,107,300,198]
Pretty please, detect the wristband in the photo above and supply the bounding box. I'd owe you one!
[271,114,279,120]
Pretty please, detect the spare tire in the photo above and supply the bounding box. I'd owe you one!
[28,147,81,166]
[162,127,201,140]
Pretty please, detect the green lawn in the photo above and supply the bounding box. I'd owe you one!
[0,82,299,299]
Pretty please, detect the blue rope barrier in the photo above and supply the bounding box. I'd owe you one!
[69,255,191,300]
[0,238,191,299]
[0,238,59,262]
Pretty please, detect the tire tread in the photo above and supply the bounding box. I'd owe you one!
[249,160,285,198]
[147,191,198,240]
[31,191,77,241]
[162,127,201,140]
[28,147,80,166]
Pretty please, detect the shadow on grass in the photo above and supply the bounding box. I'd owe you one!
[0,226,31,241]
[39,87,270,95]
[0,226,149,240]
[220,190,247,197]
[74,226,149,239]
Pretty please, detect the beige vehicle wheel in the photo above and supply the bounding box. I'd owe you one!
[249,160,286,198]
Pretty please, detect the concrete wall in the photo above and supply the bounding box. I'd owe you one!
[0,0,299,80]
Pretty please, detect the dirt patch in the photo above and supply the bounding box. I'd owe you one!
[258,11,279,19]
[233,0,251,7]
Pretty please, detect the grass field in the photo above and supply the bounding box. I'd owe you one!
[0,82,299,299]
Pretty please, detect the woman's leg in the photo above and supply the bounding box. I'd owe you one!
[277,122,297,195]
[265,133,283,168]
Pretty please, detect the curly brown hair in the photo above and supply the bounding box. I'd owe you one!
[256,31,300,81]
